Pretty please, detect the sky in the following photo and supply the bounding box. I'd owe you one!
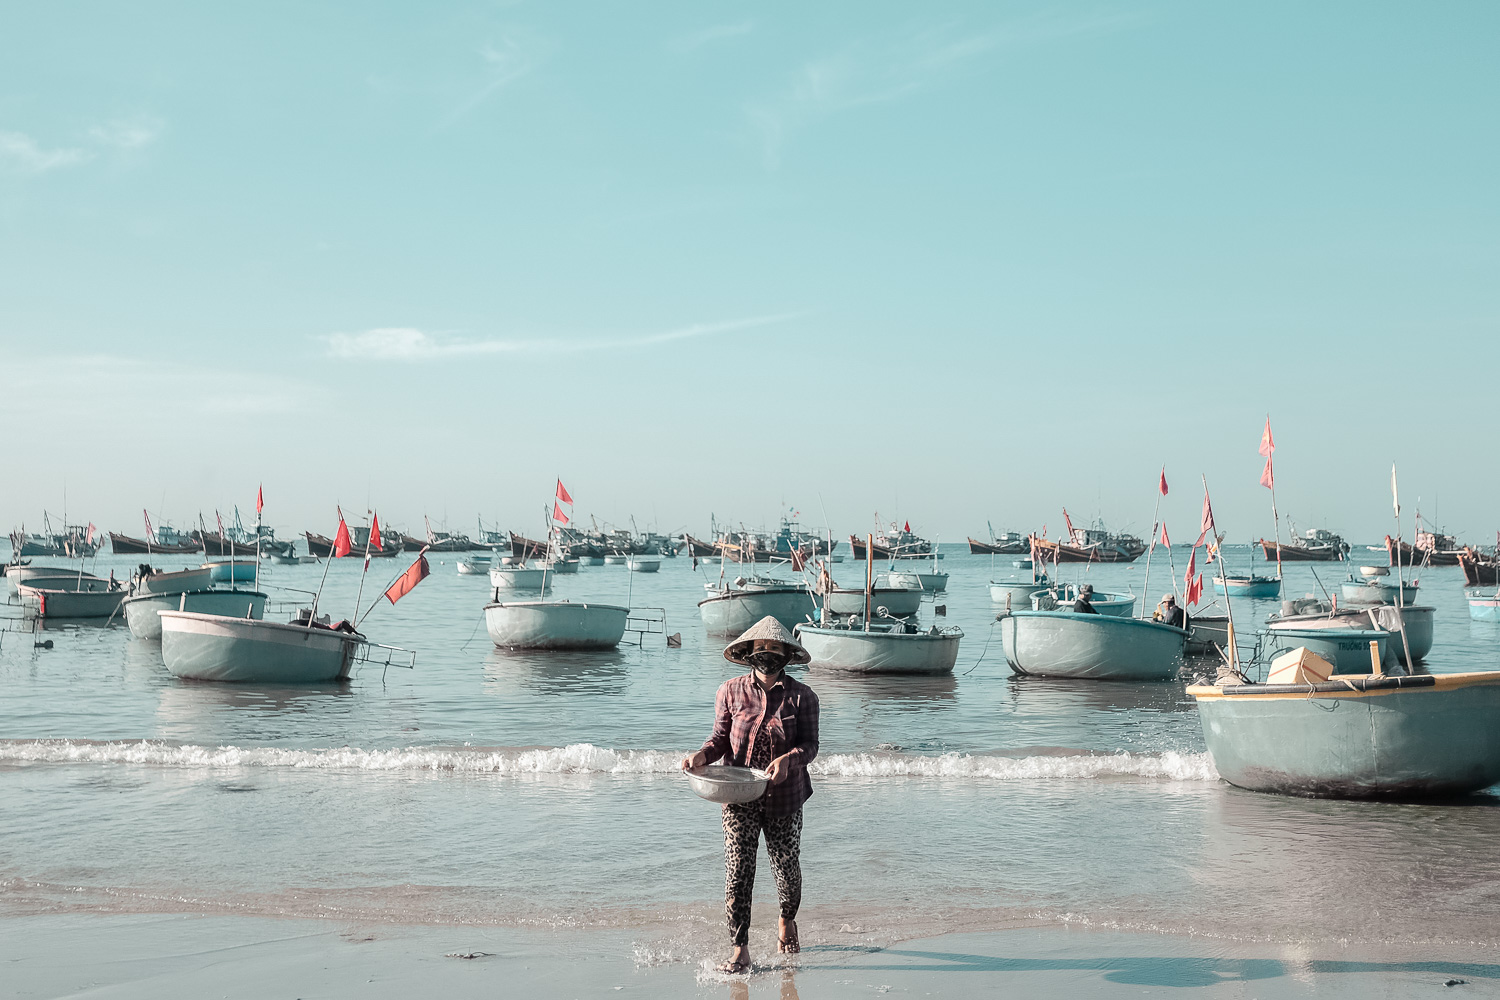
[1,2,1496,546]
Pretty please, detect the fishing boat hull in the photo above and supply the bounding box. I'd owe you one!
[7,568,110,597]
[1269,606,1434,664]
[882,570,948,592]
[1029,536,1139,564]
[193,532,262,557]
[18,586,125,619]
[203,560,258,583]
[132,567,214,595]
[1469,593,1500,621]
[124,590,268,640]
[848,537,941,561]
[483,601,629,650]
[1215,576,1282,598]
[488,567,550,590]
[1458,551,1500,588]
[1000,612,1186,681]
[820,588,922,618]
[1257,539,1345,562]
[1339,580,1419,605]
[1264,627,1390,673]
[1189,673,1500,798]
[109,532,201,555]
[698,589,816,637]
[989,580,1045,610]
[626,557,661,573]
[794,624,962,675]
[159,612,362,683]
[1385,535,1462,567]
[967,537,1027,555]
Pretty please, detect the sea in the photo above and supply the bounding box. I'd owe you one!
[4,543,1500,963]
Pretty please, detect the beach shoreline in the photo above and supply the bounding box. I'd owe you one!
[6,912,1495,999]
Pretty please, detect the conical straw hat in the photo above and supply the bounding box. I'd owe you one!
[723,616,810,666]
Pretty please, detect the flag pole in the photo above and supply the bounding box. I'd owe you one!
[353,509,373,624]
[1141,468,1163,618]
[253,493,262,598]
[1204,475,1239,672]
[310,507,341,624]
[1391,465,1413,670]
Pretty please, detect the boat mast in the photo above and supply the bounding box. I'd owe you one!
[1203,476,1240,673]
[864,532,873,631]
[1141,466,1164,620]
[1390,465,1413,668]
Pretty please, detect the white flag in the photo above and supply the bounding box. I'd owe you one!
[1391,464,1400,517]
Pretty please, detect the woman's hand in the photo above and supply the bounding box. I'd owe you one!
[680,750,708,771]
[764,752,795,785]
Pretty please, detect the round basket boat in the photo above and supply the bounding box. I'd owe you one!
[683,765,769,804]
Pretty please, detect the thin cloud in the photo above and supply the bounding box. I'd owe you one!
[0,131,91,173]
[324,314,802,361]
[669,21,754,53]
[87,117,164,151]
[439,35,545,126]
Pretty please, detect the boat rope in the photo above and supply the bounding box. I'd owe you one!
[962,619,999,676]
[459,609,487,651]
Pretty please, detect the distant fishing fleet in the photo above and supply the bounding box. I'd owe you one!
[9,417,1500,804]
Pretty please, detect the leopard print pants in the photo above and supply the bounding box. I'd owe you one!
[722,801,803,947]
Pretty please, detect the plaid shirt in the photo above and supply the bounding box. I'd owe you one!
[699,672,820,817]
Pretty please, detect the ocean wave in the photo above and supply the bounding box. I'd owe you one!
[0,740,1218,782]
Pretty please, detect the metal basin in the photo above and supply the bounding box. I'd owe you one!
[683,765,769,804]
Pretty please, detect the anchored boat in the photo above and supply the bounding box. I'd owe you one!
[820,586,921,618]
[456,554,492,576]
[1215,575,1282,598]
[1188,671,1500,798]
[698,577,815,637]
[794,618,962,675]
[625,555,661,573]
[1030,583,1136,618]
[18,584,125,619]
[1000,612,1186,681]
[125,589,268,640]
[159,611,365,683]
[489,565,550,591]
[483,600,629,650]
[1340,576,1419,606]
[131,566,214,595]
[1268,602,1434,665]
[6,566,111,597]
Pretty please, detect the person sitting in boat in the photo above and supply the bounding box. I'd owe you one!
[680,616,820,975]
[1072,584,1099,614]
[1154,593,1187,629]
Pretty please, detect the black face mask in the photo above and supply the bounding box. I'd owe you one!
[748,650,789,672]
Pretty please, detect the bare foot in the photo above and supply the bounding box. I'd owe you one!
[719,944,751,974]
[778,917,800,954]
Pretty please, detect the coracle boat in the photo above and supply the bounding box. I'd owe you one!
[483,600,629,650]
[130,565,214,595]
[1030,583,1136,618]
[125,589,268,640]
[698,577,815,637]
[1188,670,1500,798]
[489,564,550,591]
[202,560,258,583]
[879,568,948,592]
[820,586,922,618]
[544,557,580,574]
[625,555,661,573]
[1256,528,1348,562]
[1268,601,1434,665]
[794,617,962,675]
[1339,576,1419,606]
[989,576,1047,610]
[1215,575,1282,598]
[1264,626,1391,674]
[6,566,111,597]
[159,611,365,683]
[1468,591,1500,621]
[456,554,492,575]
[1000,612,1186,681]
[18,584,125,619]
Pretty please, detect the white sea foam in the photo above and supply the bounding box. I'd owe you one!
[0,740,1220,782]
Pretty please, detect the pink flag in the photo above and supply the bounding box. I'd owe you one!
[385,551,431,605]
[1259,417,1275,457]
[1200,491,1215,536]
[1159,468,1168,496]
[553,503,570,526]
[1160,523,1170,548]
[144,509,155,542]
[333,511,353,558]
[1260,456,1274,490]
[556,480,573,505]
[256,484,264,514]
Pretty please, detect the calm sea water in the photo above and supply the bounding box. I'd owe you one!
[4,544,1500,955]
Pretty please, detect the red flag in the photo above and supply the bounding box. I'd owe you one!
[553,503,570,526]
[216,511,225,539]
[385,551,431,605]
[1200,491,1215,536]
[791,547,807,572]
[143,509,155,542]
[1159,468,1168,496]
[86,523,96,545]
[903,521,911,533]
[1260,456,1274,490]
[369,511,383,551]
[555,480,573,505]
[1259,417,1275,457]
[256,484,264,514]
[1189,573,1204,606]
[1160,523,1170,548]
[1185,547,1197,586]
[333,512,353,557]
[1063,508,1075,540]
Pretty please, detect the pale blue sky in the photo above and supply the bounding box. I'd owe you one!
[2,3,1496,544]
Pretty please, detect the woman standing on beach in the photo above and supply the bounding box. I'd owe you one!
[680,616,820,974]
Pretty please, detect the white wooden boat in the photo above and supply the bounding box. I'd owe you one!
[603,554,628,565]
[7,566,110,597]
[879,569,948,592]
[820,587,922,618]
[698,585,816,637]
[489,565,550,590]
[483,600,629,650]
[794,620,962,674]
[989,578,1047,610]
[131,566,214,595]
[456,555,492,575]
[18,585,125,619]
[124,589,268,640]
[1000,612,1186,681]
[159,611,364,683]
[625,555,661,573]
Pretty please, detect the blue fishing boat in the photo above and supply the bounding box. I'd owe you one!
[1214,575,1282,598]
[203,560,258,583]
[794,619,963,675]
[1468,591,1500,621]
[1340,576,1419,606]
[999,612,1186,681]
[1188,672,1500,798]
[1264,626,1390,674]
[1268,604,1434,665]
